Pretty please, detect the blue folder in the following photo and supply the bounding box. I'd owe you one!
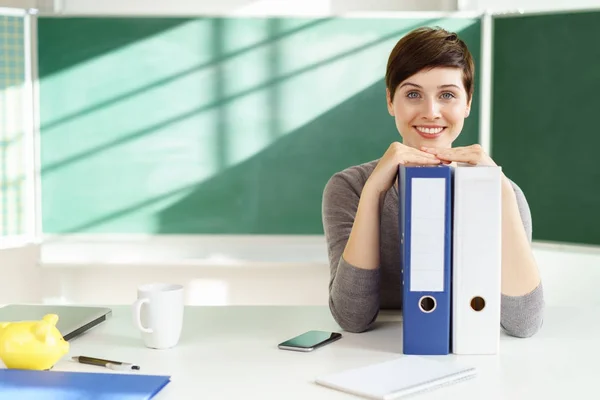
[0,368,171,400]
[398,164,452,355]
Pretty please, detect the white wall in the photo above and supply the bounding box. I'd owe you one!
[5,0,600,15]
[459,0,600,13]
[0,0,54,12]
[2,242,600,307]
[0,0,35,9]
[0,243,329,306]
[55,0,458,15]
[0,244,42,304]
[40,263,330,306]
[1,0,458,15]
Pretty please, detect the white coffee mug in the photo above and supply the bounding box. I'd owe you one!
[132,283,184,349]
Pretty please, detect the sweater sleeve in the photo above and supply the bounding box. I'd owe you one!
[321,173,380,333]
[500,181,545,338]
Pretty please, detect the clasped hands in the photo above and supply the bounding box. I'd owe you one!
[364,142,499,196]
[420,144,497,167]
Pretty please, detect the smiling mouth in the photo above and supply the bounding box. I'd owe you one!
[414,126,446,138]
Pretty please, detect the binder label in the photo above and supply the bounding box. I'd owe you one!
[410,178,446,292]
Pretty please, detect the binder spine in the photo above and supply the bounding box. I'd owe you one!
[451,165,502,355]
[399,165,452,355]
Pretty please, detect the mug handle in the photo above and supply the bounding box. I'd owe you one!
[132,298,153,333]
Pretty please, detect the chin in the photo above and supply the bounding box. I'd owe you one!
[412,136,450,149]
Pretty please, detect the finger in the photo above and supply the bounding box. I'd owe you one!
[421,146,461,155]
[420,146,444,154]
[411,148,439,158]
[420,147,457,164]
[399,154,441,165]
[435,150,479,165]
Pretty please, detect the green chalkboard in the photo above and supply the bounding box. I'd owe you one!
[37,16,481,234]
[492,12,600,246]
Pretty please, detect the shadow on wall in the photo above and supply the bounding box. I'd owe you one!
[37,18,480,235]
[154,78,395,234]
[37,18,195,79]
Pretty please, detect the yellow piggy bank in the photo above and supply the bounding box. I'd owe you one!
[0,313,69,370]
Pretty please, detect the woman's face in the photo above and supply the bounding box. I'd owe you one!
[386,67,471,149]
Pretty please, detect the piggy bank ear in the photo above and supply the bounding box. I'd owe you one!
[42,314,59,327]
[34,314,59,341]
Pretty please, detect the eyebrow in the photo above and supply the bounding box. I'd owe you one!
[399,82,461,90]
[439,84,461,89]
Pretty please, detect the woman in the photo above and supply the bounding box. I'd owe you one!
[321,26,544,337]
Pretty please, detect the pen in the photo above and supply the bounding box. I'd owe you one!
[72,355,141,371]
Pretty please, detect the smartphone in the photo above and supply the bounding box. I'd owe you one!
[278,330,342,352]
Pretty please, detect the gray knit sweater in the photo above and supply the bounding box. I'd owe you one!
[322,159,544,338]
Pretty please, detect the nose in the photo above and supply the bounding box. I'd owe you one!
[422,97,441,120]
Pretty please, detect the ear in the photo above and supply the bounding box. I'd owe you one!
[34,320,51,342]
[465,97,472,118]
[386,88,394,117]
[34,314,59,343]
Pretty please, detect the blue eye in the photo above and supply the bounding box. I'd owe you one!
[441,92,455,100]
[407,91,420,99]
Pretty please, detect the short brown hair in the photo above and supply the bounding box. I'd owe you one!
[385,26,475,101]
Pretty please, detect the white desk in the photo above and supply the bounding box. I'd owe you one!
[50,305,594,399]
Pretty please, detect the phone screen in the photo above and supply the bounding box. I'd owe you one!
[278,330,342,351]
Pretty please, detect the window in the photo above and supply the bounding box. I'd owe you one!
[0,10,34,247]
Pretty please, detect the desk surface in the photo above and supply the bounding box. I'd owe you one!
[45,305,593,399]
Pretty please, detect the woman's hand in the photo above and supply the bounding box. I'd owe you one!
[421,144,497,167]
[364,142,441,196]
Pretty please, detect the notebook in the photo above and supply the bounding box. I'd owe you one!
[0,304,112,341]
[315,356,476,400]
[0,368,171,400]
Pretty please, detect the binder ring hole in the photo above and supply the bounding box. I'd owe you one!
[418,296,436,313]
[470,296,486,312]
